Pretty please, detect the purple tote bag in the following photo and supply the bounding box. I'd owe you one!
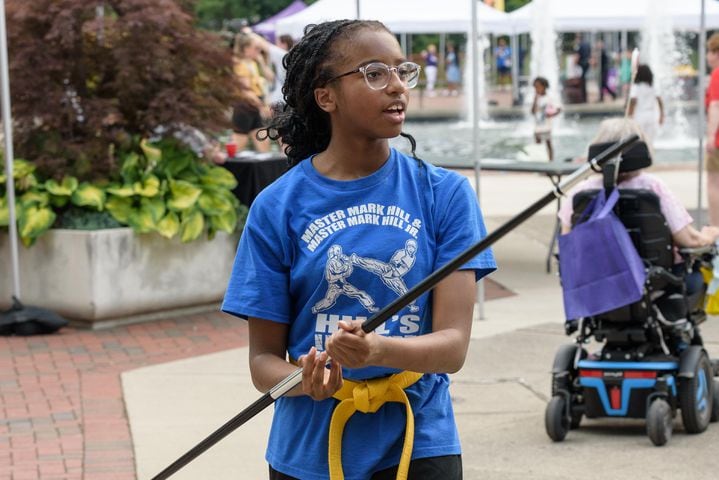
[558,189,647,320]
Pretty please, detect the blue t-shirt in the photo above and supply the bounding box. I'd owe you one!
[222,148,496,480]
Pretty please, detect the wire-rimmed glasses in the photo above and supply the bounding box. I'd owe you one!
[326,61,422,90]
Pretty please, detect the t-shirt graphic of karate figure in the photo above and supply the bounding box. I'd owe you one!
[312,244,379,314]
[351,239,419,312]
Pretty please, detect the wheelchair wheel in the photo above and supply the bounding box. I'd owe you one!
[570,409,583,429]
[545,396,569,442]
[711,380,719,423]
[679,352,713,433]
[646,398,673,447]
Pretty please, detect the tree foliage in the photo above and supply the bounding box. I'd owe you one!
[194,0,319,30]
[505,0,530,12]
[6,0,238,180]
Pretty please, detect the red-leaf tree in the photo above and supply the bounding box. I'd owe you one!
[6,0,237,180]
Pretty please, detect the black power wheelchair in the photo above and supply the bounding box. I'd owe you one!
[545,141,719,446]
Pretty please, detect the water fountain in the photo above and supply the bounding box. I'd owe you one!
[640,0,698,154]
[392,0,699,168]
[528,0,560,106]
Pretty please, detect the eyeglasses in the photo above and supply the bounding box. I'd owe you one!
[326,61,422,90]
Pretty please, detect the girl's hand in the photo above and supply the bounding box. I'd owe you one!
[326,320,382,369]
[298,347,343,401]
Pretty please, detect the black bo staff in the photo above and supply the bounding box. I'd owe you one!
[152,135,640,480]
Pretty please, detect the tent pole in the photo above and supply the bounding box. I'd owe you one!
[439,33,446,82]
[510,33,519,105]
[0,0,21,299]
[471,0,484,320]
[698,0,706,226]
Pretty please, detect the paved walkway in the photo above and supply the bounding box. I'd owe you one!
[0,314,248,480]
[1,146,714,478]
[0,281,515,480]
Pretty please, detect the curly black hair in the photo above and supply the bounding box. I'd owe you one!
[634,64,653,86]
[258,20,418,168]
[533,76,549,89]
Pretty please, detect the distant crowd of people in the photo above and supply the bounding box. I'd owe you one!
[565,34,641,105]
[419,42,462,97]
[230,29,295,155]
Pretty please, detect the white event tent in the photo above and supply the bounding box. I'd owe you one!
[508,0,719,33]
[274,0,513,37]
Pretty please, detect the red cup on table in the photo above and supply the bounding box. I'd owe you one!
[225,141,237,158]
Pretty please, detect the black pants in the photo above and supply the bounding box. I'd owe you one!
[269,454,462,480]
[599,75,617,101]
[579,64,589,102]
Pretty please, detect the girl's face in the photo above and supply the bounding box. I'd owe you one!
[318,29,410,142]
[534,81,546,94]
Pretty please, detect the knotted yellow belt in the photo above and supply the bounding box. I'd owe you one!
[328,371,423,480]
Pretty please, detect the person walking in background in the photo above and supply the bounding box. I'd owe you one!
[222,19,496,480]
[574,33,591,103]
[494,37,512,89]
[596,39,617,102]
[705,33,719,226]
[254,33,294,107]
[627,64,664,147]
[531,76,561,161]
[232,33,271,153]
[445,42,461,96]
[421,43,439,96]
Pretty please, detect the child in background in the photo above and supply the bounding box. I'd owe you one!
[627,64,664,147]
[421,43,438,96]
[222,19,496,480]
[531,76,562,161]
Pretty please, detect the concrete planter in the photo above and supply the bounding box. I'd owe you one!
[0,228,240,326]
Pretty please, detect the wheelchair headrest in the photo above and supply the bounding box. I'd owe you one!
[587,140,652,172]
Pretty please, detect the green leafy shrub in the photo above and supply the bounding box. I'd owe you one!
[1,139,248,247]
[0,1,249,247]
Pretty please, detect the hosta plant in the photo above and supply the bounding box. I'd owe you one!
[1,139,247,247]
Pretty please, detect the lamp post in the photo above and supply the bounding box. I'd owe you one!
[0,0,21,299]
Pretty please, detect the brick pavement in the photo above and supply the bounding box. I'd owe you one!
[0,312,249,480]
[0,277,511,480]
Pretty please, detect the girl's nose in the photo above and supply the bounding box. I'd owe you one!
[385,69,407,93]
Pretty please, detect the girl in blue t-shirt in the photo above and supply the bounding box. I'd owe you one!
[223,19,496,480]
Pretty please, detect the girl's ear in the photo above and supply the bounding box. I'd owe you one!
[314,86,337,113]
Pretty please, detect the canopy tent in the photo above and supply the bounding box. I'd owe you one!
[252,0,307,42]
[274,0,513,38]
[508,0,719,33]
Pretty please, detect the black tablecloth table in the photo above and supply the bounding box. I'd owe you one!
[223,153,579,271]
[222,153,288,207]
[439,159,580,273]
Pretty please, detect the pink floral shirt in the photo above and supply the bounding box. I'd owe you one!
[558,173,693,234]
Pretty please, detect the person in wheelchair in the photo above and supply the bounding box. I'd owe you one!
[559,119,719,249]
[559,118,719,299]
[545,118,719,446]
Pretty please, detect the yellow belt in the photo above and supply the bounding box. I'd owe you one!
[329,371,423,480]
